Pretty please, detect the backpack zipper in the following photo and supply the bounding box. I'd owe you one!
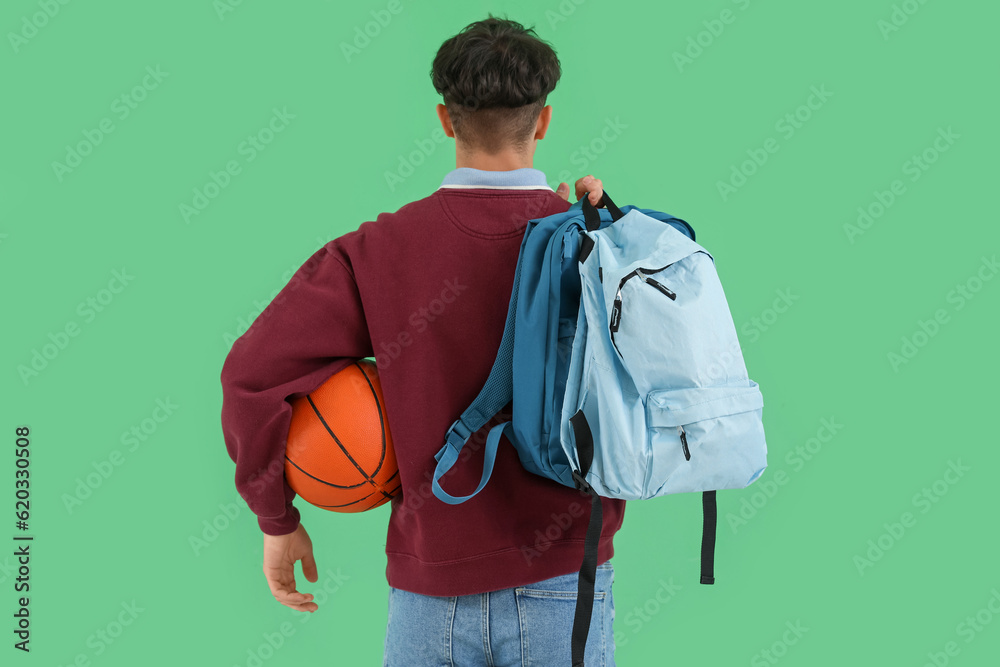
[609,263,676,347]
[634,267,676,299]
[643,274,676,300]
[678,425,691,460]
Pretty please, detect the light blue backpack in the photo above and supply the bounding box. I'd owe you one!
[432,191,767,666]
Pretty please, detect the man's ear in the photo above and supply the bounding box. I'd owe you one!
[437,104,455,138]
[535,105,553,140]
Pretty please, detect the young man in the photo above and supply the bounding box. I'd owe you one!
[220,16,624,666]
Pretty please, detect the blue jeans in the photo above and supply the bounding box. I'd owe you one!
[383,561,615,666]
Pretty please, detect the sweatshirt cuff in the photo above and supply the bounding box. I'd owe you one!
[257,503,301,536]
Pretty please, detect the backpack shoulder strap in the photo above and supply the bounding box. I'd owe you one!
[431,224,532,505]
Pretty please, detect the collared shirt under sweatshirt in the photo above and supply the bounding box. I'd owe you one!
[220,167,626,596]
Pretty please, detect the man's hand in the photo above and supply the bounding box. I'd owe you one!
[556,175,605,206]
[262,522,319,612]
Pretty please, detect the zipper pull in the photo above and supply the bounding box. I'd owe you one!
[645,277,677,300]
[610,291,622,333]
[678,425,691,460]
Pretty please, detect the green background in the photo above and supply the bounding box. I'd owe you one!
[2,0,998,665]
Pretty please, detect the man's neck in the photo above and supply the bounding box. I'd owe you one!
[455,149,535,171]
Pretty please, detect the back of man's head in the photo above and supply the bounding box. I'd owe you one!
[431,16,561,155]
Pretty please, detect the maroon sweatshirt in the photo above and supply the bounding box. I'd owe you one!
[220,169,626,596]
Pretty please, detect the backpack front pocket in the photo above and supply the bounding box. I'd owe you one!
[644,382,767,495]
[605,252,747,396]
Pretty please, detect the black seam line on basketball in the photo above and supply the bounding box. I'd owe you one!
[373,469,399,501]
[361,492,385,512]
[352,359,388,479]
[364,482,401,510]
[361,484,401,510]
[306,392,378,486]
[314,480,399,509]
[314,493,375,508]
[283,454,369,489]
[363,491,392,511]
[282,457,398,496]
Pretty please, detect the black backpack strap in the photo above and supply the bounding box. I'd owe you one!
[701,490,717,585]
[569,410,603,667]
[578,190,624,263]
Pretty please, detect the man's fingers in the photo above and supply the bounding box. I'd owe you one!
[278,599,319,613]
[574,175,604,206]
[556,182,571,200]
[271,582,314,606]
[261,525,317,612]
[264,565,314,605]
[588,179,604,206]
[302,551,319,583]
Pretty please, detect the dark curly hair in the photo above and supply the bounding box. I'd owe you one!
[431,15,561,154]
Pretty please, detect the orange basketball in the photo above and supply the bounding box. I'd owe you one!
[284,359,399,512]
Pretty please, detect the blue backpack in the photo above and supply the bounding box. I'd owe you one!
[432,192,767,666]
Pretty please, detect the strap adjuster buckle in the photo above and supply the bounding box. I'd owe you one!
[446,419,472,448]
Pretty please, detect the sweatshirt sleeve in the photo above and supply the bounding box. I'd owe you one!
[220,237,373,535]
